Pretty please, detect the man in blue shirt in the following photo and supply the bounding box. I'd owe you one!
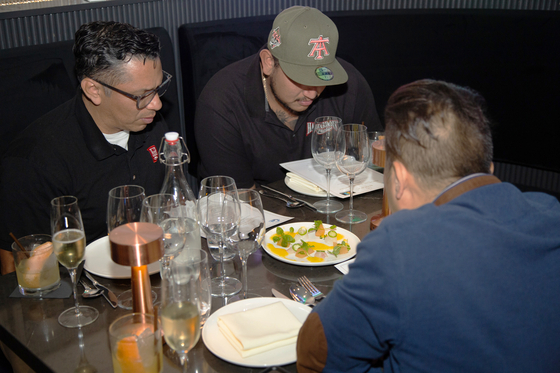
[297,79,560,372]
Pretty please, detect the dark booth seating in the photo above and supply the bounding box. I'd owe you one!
[0,27,182,157]
[179,10,560,197]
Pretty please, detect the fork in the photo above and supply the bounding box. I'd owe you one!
[79,280,102,298]
[298,276,325,300]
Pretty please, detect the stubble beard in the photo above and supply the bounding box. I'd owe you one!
[268,75,310,117]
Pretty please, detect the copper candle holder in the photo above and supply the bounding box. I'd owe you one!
[109,222,163,314]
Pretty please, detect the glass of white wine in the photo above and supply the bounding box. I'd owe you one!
[160,255,203,372]
[50,196,98,328]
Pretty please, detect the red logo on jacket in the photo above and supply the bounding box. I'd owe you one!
[147,145,158,163]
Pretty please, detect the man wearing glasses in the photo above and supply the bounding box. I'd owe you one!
[0,21,170,275]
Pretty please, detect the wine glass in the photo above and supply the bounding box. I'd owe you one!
[335,124,371,224]
[311,116,344,214]
[197,176,241,297]
[106,185,154,309]
[160,255,203,372]
[106,185,145,232]
[50,196,98,328]
[141,193,188,278]
[174,248,212,328]
[227,189,265,300]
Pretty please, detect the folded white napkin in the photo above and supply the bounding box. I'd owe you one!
[286,172,325,193]
[217,301,303,357]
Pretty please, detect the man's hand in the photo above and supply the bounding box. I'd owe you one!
[0,249,15,275]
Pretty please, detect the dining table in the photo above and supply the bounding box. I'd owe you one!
[0,179,383,373]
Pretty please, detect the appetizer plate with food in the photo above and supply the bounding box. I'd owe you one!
[262,221,360,266]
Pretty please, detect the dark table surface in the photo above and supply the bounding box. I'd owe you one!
[0,179,383,373]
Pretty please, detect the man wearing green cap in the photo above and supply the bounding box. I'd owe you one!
[194,6,383,188]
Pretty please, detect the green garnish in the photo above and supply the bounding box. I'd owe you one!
[274,227,295,247]
[330,241,351,257]
[295,240,315,256]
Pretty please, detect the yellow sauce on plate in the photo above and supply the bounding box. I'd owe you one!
[306,256,324,263]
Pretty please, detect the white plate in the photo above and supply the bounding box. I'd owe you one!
[202,297,311,367]
[84,236,160,279]
[284,176,327,197]
[262,222,359,266]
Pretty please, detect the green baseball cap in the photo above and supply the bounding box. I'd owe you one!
[267,6,348,87]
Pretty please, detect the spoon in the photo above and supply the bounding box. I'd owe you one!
[289,284,315,306]
[259,190,304,208]
[80,280,102,298]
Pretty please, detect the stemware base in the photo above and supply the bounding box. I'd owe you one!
[313,199,343,214]
[117,289,158,310]
[211,276,242,297]
[335,209,368,224]
[228,292,262,303]
[58,305,98,328]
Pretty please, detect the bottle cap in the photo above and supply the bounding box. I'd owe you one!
[164,132,179,144]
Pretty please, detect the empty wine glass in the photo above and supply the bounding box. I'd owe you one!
[335,124,371,224]
[312,116,344,214]
[106,185,145,232]
[227,189,265,300]
[197,176,241,297]
[160,255,203,372]
[51,196,98,328]
[141,194,188,278]
[106,185,155,309]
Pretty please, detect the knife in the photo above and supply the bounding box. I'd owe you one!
[85,271,118,308]
[261,185,317,211]
[271,288,291,300]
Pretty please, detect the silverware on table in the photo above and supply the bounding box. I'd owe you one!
[298,276,325,300]
[288,284,315,307]
[261,185,317,211]
[271,288,291,300]
[84,271,118,308]
[259,190,305,209]
[79,280,102,298]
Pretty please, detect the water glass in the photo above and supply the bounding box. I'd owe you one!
[198,176,241,297]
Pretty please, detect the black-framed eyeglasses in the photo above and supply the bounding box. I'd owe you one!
[90,71,172,110]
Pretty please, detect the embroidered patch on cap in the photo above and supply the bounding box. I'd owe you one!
[270,27,281,49]
[308,36,330,60]
[315,66,334,81]
[147,145,158,163]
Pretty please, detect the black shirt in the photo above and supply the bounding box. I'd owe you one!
[0,91,167,250]
[194,52,383,188]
